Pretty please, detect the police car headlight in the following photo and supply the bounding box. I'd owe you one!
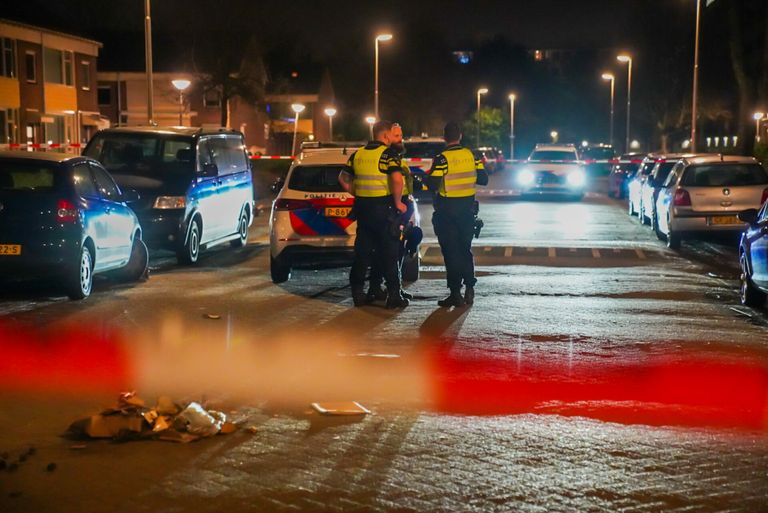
[567,170,586,187]
[517,169,535,186]
[154,196,186,209]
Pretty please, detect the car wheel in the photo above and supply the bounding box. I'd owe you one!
[230,211,249,248]
[117,237,149,282]
[177,219,201,265]
[402,253,420,283]
[652,212,665,241]
[628,198,635,216]
[740,253,766,307]
[66,245,93,300]
[666,229,681,250]
[270,255,291,283]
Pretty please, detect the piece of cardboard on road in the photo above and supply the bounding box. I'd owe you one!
[311,401,371,416]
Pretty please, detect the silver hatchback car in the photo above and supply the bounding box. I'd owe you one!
[655,155,768,249]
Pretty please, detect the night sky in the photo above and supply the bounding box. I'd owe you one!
[3,1,747,152]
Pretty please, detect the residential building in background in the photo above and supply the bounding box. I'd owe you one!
[0,18,106,146]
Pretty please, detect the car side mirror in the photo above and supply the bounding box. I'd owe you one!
[200,162,218,178]
[270,177,285,193]
[121,187,140,203]
[738,208,759,226]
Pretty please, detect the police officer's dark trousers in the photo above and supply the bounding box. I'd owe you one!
[369,197,414,288]
[350,197,401,295]
[433,196,476,292]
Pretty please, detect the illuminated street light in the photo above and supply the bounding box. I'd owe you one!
[365,115,376,139]
[324,107,337,141]
[601,72,615,147]
[171,78,191,126]
[617,54,633,153]
[374,34,393,119]
[508,93,516,160]
[476,87,488,147]
[291,103,306,156]
[550,130,559,143]
[754,112,765,144]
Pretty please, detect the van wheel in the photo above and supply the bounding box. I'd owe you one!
[666,229,681,250]
[271,256,291,283]
[66,245,93,300]
[402,253,420,282]
[117,238,149,282]
[740,254,766,307]
[230,211,249,248]
[177,219,201,265]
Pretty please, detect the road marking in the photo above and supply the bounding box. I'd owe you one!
[592,248,601,258]
[484,247,492,253]
[548,248,557,258]
[635,249,647,260]
[504,247,513,257]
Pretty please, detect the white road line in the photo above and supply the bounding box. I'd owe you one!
[635,249,647,259]
[484,247,492,252]
[504,247,513,257]
[548,248,556,258]
[592,248,601,258]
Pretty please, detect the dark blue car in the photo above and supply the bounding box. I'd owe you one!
[739,202,768,308]
[0,151,147,299]
[84,127,254,264]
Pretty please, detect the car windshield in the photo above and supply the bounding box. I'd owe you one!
[288,165,346,193]
[84,133,195,178]
[0,161,60,192]
[530,150,578,161]
[582,147,615,159]
[653,162,678,182]
[680,163,768,187]
[404,142,445,159]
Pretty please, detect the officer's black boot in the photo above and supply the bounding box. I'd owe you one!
[352,288,368,307]
[366,285,387,302]
[386,291,410,309]
[464,286,475,305]
[400,289,414,300]
[438,289,465,307]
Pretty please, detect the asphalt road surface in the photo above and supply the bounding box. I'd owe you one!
[1,173,767,513]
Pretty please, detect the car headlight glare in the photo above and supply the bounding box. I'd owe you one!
[567,171,586,187]
[153,196,187,209]
[517,169,535,186]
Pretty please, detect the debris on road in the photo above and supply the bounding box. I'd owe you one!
[204,313,222,320]
[68,393,238,443]
[311,401,371,416]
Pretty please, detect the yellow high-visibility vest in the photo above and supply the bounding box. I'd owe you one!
[401,162,413,196]
[434,147,478,198]
[352,145,391,198]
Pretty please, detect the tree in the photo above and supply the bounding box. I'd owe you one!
[462,107,506,149]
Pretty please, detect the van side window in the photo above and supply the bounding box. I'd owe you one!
[197,138,214,172]
[207,136,248,176]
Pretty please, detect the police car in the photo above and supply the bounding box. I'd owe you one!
[403,136,446,198]
[269,147,421,283]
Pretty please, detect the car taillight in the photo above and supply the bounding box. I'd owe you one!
[56,199,78,223]
[761,188,768,205]
[673,189,692,207]
[274,199,312,211]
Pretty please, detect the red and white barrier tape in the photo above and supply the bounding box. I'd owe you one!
[249,155,295,160]
[0,143,83,150]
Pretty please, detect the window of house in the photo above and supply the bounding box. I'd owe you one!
[204,89,222,108]
[25,51,36,83]
[79,61,90,90]
[97,86,111,105]
[1,38,15,78]
[44,48,62,84]
[63,51,73,85]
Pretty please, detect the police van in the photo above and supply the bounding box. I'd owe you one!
[269,147,421,283]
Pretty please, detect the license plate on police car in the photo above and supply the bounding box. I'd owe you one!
[710,215,740,225]
[0,244,22,255]
[325,207,352,218]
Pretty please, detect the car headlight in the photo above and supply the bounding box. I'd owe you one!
[567,171,586,187]
[517,169,535,186]
[153,196,187,209]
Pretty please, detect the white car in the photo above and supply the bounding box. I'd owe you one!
[403,136,446,198]
[515,144,587,199]
[655,154,768,249]
[269,147,421,283]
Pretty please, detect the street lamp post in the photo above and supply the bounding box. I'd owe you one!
[691,0,702,152]
[601,73,615,148]
[508,94,516,160]
[291,103,305,156]
[324,107,336,141]
[754,112,765,144]
[144,0,154,125]
[617,54,633,154]
[171,79,191,126]
[374,34,393,120]
[365,116,376,139]
[476,87,488,148]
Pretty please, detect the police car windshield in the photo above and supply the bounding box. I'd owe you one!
[404,142,445,159]
[680,164,768,187]
[289,165,346,192]
[530,150,578,161]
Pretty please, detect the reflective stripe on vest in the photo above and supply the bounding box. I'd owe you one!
[353,145,390,198]
[441,148,477,197]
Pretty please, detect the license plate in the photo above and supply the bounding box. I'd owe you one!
[325,207,352,218]
[0,244,22,255]
[710,215,740,225]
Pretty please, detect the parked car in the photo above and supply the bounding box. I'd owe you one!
[607,153,643,199]
[515,144,586,199]
[84,127,254,264]
[474,147,505,174]
[655,155,768,249]
[627,154,660,217]
[640,154,698,228]
[403,137,446,199]
[0,151,147,299]
[581,144,616,177]
[269,147,421,283]
[738,204,768,308]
